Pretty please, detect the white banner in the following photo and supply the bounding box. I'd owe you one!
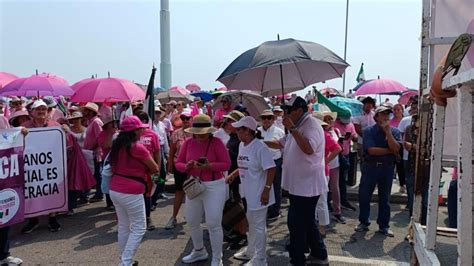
[23,127,68,217]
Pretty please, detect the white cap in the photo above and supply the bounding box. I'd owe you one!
[231,116,257,131]
[180,108,193,117]
[31,100,47,109]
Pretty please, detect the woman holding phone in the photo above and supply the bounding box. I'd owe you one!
[175,114,231,266]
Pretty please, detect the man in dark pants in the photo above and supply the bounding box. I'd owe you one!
[355,105,401,237]
[266,96,328,265]
[0,227,22,265]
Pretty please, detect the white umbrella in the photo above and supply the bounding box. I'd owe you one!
[156,90,194,104]
[213,90,270,118]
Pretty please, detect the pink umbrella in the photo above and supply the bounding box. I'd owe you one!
[71,78,95,91]
[37,72,69,85]
[70,77,145,103]
[0,72,18,87]
[354,79,408,96]
[398,90,418,105]
[169,85,190,95]
[0,73,73,97]
[185,83,201,92]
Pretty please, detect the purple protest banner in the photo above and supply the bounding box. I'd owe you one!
[24,127,68,217]
[0,128,25,228]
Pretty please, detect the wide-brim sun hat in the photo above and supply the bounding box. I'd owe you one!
[82,102,99,114]
[259,109,275,117]
[102,116,118,127]
[67,111,83,120]
[8,110,29,125]
[184,114,216,135]
[223,110,245,122]
[312,112,329,126]
[232,116,258,131]
[120,115,149,132]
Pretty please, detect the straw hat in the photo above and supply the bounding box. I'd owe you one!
[223,110,245,122]
[101,116,118,127]
[67,111,83,120]
[184,114,216,135]
[312,111,337,126]
[82,102,99,114]
[259,109,275,117]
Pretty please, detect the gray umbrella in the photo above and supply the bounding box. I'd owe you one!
[212,90,270,118]
[217,38,349,97]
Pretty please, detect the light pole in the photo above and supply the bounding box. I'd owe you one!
[342,0,349,93]
[160,0,171,90]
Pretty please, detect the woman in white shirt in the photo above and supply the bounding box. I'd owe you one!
[226,116,276,265]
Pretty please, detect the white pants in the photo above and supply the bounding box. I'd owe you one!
[245,208,268,265]
[185,178,226,261]
[316,191,330,226]
[110,191,146,266]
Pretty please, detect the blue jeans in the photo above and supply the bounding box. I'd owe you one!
[358,163,395,229]
[404,160,414,216]
[0,227,10,260]
[447,179,457,228]
[93,161,103,198]
[268,158,282,217]
[287,194,327,265]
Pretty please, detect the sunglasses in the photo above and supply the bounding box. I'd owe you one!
[261,116,274,120]
[180,116,191,121]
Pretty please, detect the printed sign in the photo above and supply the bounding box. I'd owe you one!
[24,127,68,217]
[0,128,25,227]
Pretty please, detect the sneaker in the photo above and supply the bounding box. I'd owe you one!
[0,256,23,265]
[211,258,223,266]
[182,249,208,264]
[78,197,90,205]
[146,218,155,231]
[399,186,407,194]
[266,213,281,222]
[341,202,356,211]
[354,223,370,232]
[378,228,394,237]
[21,218,39,234]
[150,204,157,211]
[89,196,104,202]
[105,205,115,211]
[233,248,251,261]
[333,214,347,224]
[66,210,75,216]
[306,254,329,265]
[48,217,61,232]
[164,217,177,230]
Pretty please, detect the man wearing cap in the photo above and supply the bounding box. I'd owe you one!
[213,95,233,127]
[257,109,285,220]
[352,96,376,167]
[21,99,62,234]
[272,106,284,130]
[355,105,401,237]
[333,114,358,211]
[82,102,104,202]
[265,96,328,265]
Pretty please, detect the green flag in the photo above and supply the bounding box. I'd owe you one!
[356,63,365,83]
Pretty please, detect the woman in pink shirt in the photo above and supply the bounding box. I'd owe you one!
[109,116,159,266]
[97,116,119,210]
[389,103,404,128]
[175,114,231,265]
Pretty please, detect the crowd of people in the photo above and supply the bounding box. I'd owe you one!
[0,92,425,266]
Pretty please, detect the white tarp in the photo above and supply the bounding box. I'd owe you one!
[430,0,474,157]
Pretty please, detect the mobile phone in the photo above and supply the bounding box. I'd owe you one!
[197,157,207,164]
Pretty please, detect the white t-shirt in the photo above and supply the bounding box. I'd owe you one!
[213,128,230,145]
[258,125,285,160]
[153,121,169,154]
[398,116,412,160]
[237,139,276,211]
[328,128,340,169]
[352,110,375,144]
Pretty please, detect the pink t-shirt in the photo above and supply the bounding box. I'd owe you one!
[175,137,231,181]
[0,116,10,129]
[139,129,160,154]
[21,120,60,128]
[324,130,339,177]
[389,118,402,128]
[110,143,152,194]
[84,117,104,160]
[213,108,230,123]
[333,120,357,155]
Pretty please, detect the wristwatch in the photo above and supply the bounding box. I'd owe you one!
[264,185,272,189]
[289,126,297,133]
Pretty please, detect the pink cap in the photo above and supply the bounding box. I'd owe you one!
[120,116,149,132]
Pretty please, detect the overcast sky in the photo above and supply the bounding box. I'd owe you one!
[0,0,421,95]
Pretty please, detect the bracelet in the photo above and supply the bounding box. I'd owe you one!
[264,185,271,189]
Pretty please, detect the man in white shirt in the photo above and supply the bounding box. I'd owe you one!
[265,96,328,265]
[352,96,376,165]
[257,109,285,220]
